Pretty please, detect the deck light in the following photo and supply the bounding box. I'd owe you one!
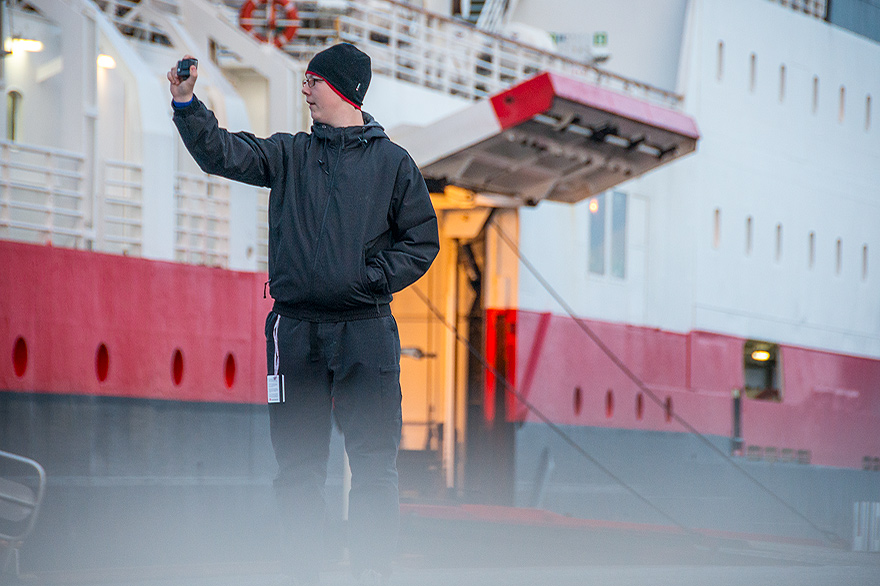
[751,350,771,362]
[97,54,116,69]
[4,38,43,54]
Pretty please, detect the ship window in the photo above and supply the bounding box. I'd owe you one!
[775,223,782,262]
[588,191,627,278]
[749,53,756,93]
[610,191,627,278]
[863,245,869,281]
[812,76,819,114]
[743,340,781,402]
[779,64,786,102]
[839,86,846,123]
[6,90,22,142]
[745,216,753,255]
[836,238,842,275]
[717,41,724,81]
[808,231,816,268]
[588,194,605,274]
[713,208,721,249]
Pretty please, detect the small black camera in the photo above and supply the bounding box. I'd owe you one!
[176,58,198,80]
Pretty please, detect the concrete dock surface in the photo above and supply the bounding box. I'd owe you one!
[12,504,880,586]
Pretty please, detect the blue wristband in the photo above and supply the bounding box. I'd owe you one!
[172,96,194,109]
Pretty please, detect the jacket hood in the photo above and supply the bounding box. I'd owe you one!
[311,111,387,148]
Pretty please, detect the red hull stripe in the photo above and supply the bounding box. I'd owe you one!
[0,240,273,404]
[497,309,880,469]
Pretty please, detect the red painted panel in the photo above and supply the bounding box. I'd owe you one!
[489,72,555,131]
[484,308,517,422]
[1,241,273,403]
[514,311,552,421]
[687,331,743,393]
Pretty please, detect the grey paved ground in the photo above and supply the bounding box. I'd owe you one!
[19,564,880,586]
[19,543,880,586]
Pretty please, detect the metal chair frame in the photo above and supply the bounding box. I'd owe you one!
[0,450,46,578]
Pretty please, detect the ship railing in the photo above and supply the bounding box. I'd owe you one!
[100,159,144,256]
[94,0,820,100]
[197,0,682,107]
[0,140,87,249]
[331,0,682,106]
[770,0,827,19]
[174,172,231,268]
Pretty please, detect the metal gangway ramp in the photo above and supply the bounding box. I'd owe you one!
[392,71,700,207]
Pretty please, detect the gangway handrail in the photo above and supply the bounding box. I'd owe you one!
[0,139,87,249]
[101,159,144,256]
[174,171,231,267]
[0,139,84,162]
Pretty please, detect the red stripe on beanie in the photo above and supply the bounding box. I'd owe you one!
[306,70,362,110]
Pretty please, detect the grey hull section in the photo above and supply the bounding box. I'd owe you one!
[514,422,880,544]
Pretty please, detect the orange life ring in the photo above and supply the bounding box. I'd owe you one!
[239,0,298,49]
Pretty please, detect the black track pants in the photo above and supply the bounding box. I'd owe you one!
[265,311,402,579]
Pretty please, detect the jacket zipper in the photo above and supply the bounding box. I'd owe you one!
[308,137,344,296]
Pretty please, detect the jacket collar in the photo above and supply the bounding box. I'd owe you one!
[311,111,386,147]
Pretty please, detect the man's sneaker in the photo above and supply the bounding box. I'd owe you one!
[357,569,387,585]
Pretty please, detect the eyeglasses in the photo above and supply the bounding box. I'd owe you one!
[302,75,324,88]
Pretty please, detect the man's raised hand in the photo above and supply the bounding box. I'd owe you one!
[168,54,198,103]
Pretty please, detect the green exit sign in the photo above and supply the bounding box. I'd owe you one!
[593,32,608,46]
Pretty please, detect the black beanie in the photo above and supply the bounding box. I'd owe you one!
[306,43,371,109]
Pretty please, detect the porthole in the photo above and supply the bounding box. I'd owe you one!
[12,337,27,377]
[224,352,236,388]
[96,343,109,382]
[172,348,184,386]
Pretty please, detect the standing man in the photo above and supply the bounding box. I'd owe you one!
[168,44,439,585]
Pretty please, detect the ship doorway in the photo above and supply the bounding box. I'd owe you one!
[391,197,498,501]
[743,340,781,402]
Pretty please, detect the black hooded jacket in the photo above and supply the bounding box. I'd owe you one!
[173,97,439,321]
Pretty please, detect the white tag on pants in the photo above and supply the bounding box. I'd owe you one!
[268,374,284,403]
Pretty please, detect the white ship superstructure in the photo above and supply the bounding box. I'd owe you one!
[514,0,879,358]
